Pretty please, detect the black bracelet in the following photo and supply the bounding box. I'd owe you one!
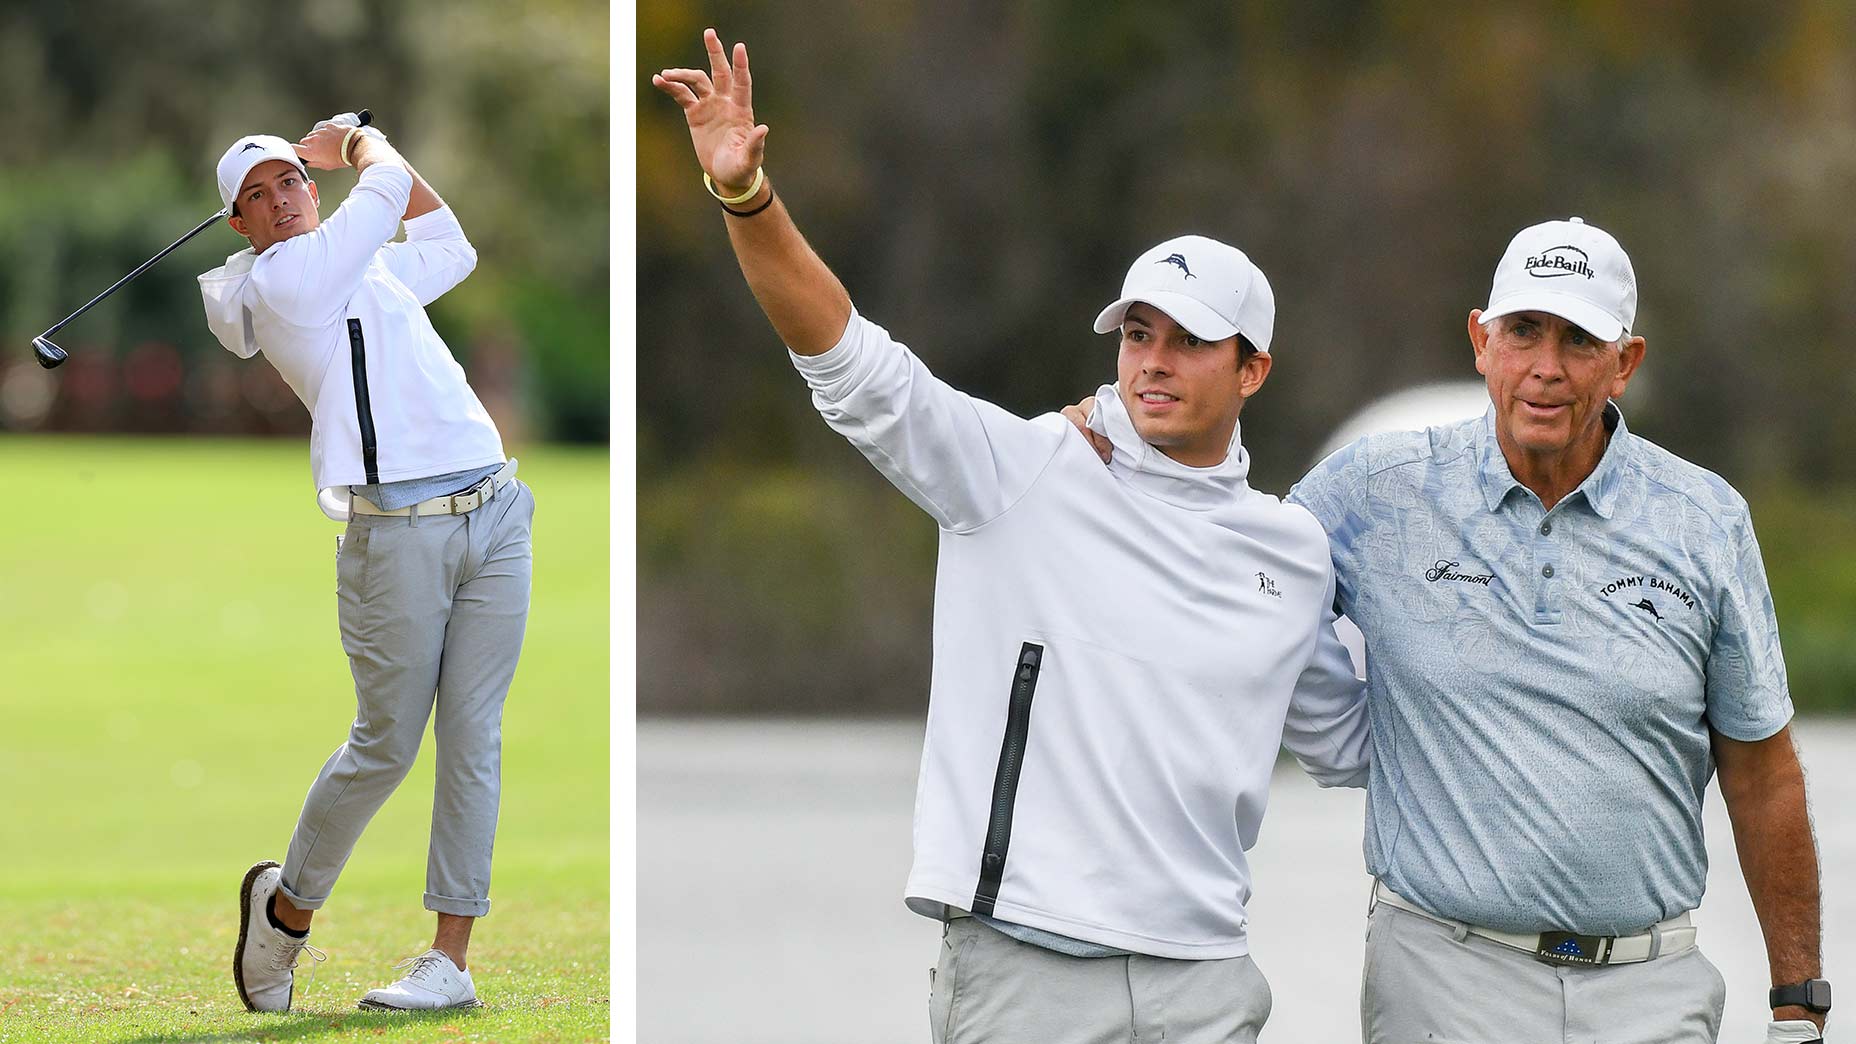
[721,188,776,218]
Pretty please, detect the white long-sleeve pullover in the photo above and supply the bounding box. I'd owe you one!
[790,311,1369,959]
[198,162,505,500]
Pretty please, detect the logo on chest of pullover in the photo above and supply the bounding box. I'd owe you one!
[1256,572,1280,598]
[1424,560,1494,585]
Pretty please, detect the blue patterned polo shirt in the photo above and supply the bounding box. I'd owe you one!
[1289,402,1793,934]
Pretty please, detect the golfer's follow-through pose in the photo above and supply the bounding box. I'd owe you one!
[657,29,1369,1043]
[198,114,534,1012]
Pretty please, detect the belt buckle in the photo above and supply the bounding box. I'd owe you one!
[449,475,495,515]
[1534,931,1613,966]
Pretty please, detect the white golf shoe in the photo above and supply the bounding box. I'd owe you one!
[358,948,481,1011]
[233,860,324,1012]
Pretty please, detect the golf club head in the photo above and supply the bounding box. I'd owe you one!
[32,336,67,369]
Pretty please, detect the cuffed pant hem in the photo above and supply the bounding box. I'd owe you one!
[278,880,329,911]
[425,892,489,917]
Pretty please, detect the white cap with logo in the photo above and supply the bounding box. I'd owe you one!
[214,135,309,211]
[1482,217,1637,342]
[1093,234,1276,353]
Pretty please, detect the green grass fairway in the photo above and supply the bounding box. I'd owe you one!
[0,436,609,1043]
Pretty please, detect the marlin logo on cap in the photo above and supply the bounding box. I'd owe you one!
[1156,253,1195,279]
[240,142,263,152]
[1525,245,1595,280]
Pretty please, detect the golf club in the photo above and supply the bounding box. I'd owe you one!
[31,109,371,370]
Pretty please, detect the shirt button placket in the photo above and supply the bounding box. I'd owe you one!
[1535,512,1560,624]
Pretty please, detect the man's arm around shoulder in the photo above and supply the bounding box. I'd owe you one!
[1281,558,1370,788]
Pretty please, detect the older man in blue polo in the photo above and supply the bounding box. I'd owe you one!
[1289,218,1827,1044]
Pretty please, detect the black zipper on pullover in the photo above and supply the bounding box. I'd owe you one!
[347,318,380,484]
[971,642,1043,917]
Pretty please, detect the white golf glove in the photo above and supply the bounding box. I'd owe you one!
[313,112,388,146]
[1765,1018,1824,1043]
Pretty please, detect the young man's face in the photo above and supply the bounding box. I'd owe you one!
[227,160,320,254]
[1471,310,1645,461]
[1115,302,1270,467]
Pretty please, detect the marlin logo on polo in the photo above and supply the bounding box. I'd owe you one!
[1424,560,1494,586]
[1156,254,1195,279]
[1525,245,1594,280]
[1598,575,1695,612]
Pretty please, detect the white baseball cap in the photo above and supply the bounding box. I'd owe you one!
[215,135,309,211]
[1481,217,1637,342]
[1093,234,1276,353]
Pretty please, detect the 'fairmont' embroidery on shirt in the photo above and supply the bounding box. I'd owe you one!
[1425,560,1494,585]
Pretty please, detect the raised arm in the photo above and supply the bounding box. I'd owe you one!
[648,29,1070,533]
[298,115,446,221]
[296,118,473,305]
[652,28,851,354]
[353,140,445,222]
[246,123,412,326]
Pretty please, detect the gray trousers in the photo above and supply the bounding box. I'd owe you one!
[929,917,1272,1044]
[279,480,534,918]
[1362,901,1726,1044]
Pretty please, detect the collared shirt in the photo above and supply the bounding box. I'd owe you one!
[1289,402,1792,934]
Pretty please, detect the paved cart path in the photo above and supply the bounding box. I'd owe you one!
[641,718,1854,1043]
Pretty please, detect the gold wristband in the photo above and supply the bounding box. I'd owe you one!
[340,125,362,166]
[703,167,764,206]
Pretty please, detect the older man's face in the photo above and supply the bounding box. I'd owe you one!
[1471,311,1646,461]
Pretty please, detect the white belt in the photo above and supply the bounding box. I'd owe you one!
[1370,880,1696,966]
[350,459,518,517]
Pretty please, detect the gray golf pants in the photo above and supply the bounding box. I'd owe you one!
[1362,900,1726,1044]
[929,917,1272,1043]
[278,479,535,918]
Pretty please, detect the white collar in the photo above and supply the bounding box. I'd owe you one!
[1086,383,1251,511]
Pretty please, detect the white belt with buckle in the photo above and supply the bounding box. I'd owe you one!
[1371,880,1696,966]
[350,459,518,517]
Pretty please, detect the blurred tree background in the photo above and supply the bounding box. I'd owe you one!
[0,0,609,443]
[638,0,1856,716]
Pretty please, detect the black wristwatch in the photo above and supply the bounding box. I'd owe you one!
[1770,978,1832,1014]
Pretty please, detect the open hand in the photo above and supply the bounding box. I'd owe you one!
[652,28,768,196]
[1060,395,1112,464]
